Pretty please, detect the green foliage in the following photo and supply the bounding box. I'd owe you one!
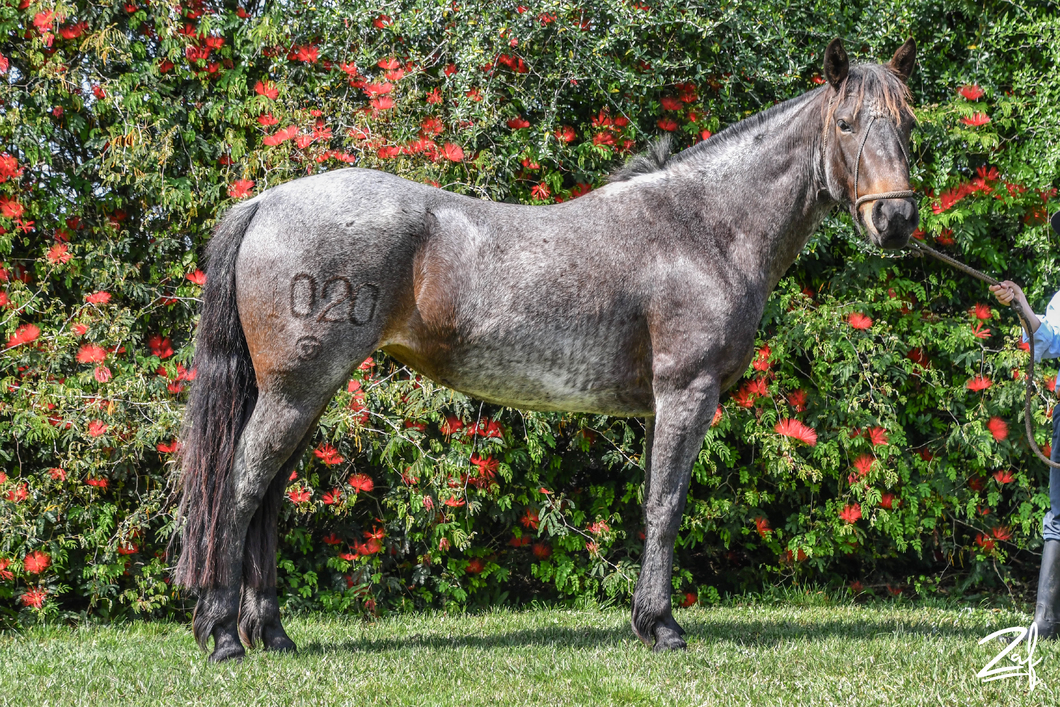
[1,0,1058,623]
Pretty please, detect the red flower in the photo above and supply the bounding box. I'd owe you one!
[867,427,888,446]
[6,484,27,503]
[76,343,107,364]
[507,116,530,130]
[441,143,464,162]
[85,291,111,304]
[532,543,551,559]
[880,492,897,510]
[508,535,531,547]
[521,508,539,530]
[156,440,179,453]
[839,503,862,524]
[348,473,374,493]
[258,113,278,127]
[228,179,254,199]
[0,558,11,580]
[148,335,173,358]
[593,131,615,147]
[322,532,342,545]
[555,125,576,143]
[314,443,344,466]
[470,453,499,484]
[530,183,551,201]
[987,417,1008,442]
[370,96,395,111]
[48,467,66,481]
[0,196,23,219]
[971,322,991,339]
[711,405,723,427]
[439,415,464,436]
[848,312,873,330]
[85,477,108,489]
[755,517,771,537]
[94,365,112,383]
[961,112,991,127]
[59,21,87,39]
[6,323,41,348]
[787,389,807,412]
[426,88,442,104]
[975,533,996,551]
[287,488,311,504]
[972,303,992,320]
[966,375,992,392]
[186,269,206,286]
[852,455,875,479]
[21,587,46,608]
[775,418,817,446]
[443,496,465,507]
[752,345,771,371]
[469,420,504,438]
[321,488,342,505]
[959,84,984,100]
[24,550,50,574]
[262,125,298,146]
[292,45,319,63]
[657,118,678,132]
[254,80,278,100]
[373,14,392,29]
[660,96,683,111]
[87,420,108,437]
[47,244,72,264]
[993,469,1015,484]
[466,558,484,574]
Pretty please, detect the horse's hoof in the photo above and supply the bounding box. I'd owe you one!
[264,635,297,653]
[652,624,687,652]
[208,643,246,663]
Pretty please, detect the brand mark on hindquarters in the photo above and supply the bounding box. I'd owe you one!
[289,273,379,325]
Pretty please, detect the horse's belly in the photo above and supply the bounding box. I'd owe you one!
[384,336,653,415]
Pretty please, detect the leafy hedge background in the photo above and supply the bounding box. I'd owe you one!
[2,0,1059,623]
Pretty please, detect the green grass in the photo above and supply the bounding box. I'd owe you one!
[1,598,1057,706]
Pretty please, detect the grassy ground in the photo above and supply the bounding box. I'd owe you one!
[0,596,1056,706]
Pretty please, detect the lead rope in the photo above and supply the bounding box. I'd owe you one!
[907,239,1060,468]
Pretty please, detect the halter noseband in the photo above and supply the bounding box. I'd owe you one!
[842,110,917,232]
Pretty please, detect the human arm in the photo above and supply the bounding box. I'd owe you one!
[989,281,1060,364]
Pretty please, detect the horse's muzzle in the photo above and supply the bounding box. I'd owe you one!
[871,197,919,249]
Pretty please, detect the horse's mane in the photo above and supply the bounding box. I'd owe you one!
[608,62,913,184]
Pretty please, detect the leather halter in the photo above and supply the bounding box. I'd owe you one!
[847,111,917,232]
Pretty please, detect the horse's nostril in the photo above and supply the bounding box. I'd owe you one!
[871,200,890,234]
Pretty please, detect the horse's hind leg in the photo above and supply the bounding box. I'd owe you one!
[632,374,719,651]
[237,422,319,652]
[193,388,333,662]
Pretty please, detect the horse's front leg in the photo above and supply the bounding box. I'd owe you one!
[632,374,718,651]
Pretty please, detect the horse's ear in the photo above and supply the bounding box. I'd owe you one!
[823,38,849,90]
[888,38,917,82]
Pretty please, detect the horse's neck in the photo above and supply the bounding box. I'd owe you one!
[681,91,833,291]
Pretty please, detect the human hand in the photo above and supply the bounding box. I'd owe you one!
[989,280,1026,309]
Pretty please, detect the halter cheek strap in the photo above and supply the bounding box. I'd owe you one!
[849,113,917,231]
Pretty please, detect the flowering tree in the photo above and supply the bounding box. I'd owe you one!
[1,0,1058,621]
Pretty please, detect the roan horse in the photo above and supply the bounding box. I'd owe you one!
[175,37,920,661]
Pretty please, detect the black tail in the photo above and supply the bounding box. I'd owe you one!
[172,199,261,590]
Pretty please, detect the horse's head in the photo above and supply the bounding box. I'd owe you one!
[821,38,919,249]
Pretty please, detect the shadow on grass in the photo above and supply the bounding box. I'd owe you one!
[294,613,999,656]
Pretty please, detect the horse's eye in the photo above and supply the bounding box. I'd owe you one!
[837,119,853,133]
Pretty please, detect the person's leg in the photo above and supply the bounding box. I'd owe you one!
[1032,402,1060,638]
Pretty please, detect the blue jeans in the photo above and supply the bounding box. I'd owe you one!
[1044,403,1060,540]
